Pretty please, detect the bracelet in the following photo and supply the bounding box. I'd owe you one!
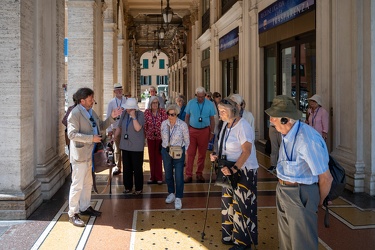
[210,131,214,135]
[132,117,137,120]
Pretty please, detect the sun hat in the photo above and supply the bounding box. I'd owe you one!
[265,95,302,120]
[113,83,123,90]
[121,98,139,110]
[308,94,322,106]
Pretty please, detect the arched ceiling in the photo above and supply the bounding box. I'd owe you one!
[123,0,197,52]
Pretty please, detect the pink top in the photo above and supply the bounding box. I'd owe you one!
[307,106,329,136]
[144,108,168,140]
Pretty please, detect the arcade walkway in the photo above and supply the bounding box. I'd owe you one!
[1,145,375,250]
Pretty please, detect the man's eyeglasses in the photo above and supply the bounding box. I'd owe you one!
[89,116,97,127]
[167,113,177,117]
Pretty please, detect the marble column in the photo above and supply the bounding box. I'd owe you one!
[0,0,66,219]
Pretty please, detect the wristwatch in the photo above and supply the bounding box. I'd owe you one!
[132,117,137,120]
[232,165,239,171]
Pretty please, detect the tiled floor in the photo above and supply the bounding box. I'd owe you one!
[1,149,375,250]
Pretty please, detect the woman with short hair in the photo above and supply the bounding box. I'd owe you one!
[160,104,190,210]
[210,98,258,249]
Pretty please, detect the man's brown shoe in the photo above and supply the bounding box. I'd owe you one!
[69,214,85,227]
[196,175,205,183]
[184,176,192,183]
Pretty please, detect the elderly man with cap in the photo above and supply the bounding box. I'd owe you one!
[265,95,332,250]
[306,94,329,141]
[106,83,127,175]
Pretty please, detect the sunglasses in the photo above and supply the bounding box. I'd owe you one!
[214,95,221,98]
[220,99,234,106]
[89,116,97,127]
[167,113,177,117]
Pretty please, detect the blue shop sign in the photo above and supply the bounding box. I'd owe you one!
[258,0,315,34]
[219,27,239,52]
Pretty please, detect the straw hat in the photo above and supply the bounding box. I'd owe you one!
[113,83,123,90]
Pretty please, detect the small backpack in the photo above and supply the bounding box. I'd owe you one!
[323,155,346,227]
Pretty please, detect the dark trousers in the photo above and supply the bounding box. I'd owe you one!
[122,150,144,191]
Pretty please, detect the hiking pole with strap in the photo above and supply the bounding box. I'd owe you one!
[201,153,217,240]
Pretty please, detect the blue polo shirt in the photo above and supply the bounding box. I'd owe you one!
[185,98,216,128]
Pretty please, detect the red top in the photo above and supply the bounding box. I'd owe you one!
[144,108,168,140]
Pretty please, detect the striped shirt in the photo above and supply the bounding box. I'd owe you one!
[277,121,329,184]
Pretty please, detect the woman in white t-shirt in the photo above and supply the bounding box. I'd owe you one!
[210,98,258,250]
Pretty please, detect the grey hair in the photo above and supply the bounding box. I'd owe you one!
[217,98,239,118]
[175,96,185,104]
[230,94,244,107]
[148,96,160,109]
[195,86,206,94]
[166,104,180,115]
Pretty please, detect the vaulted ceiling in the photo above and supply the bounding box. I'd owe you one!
[123,0,197,53]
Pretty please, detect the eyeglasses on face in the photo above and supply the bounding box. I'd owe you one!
[214,95,221,98]
[89,116,97,127]
[167,113,177,117]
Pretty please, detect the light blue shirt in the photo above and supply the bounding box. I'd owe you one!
[277,121,329,184]
[185,98,216,128]
[161,118,190,150]
[79,104,98,135]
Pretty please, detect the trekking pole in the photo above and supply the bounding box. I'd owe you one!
[201,155,217,240]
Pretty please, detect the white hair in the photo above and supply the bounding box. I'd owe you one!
[195,86,206,94]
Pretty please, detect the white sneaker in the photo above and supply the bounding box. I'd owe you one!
[165,193,175,204]
[175,198,182,210]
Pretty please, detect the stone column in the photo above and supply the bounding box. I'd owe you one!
[103,0,117,118]
[0,0,66,219]
[67,0,104,115]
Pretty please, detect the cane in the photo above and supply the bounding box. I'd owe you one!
[201,153,217,240]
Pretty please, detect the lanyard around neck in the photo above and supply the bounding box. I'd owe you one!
[115,97,123,107]
[282,121,301,161]
[197,100,205,116]
[126,114,133,132]
[311,107,320,126]
[224,118,236,151]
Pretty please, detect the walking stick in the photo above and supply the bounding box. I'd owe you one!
[201,158,216,240]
